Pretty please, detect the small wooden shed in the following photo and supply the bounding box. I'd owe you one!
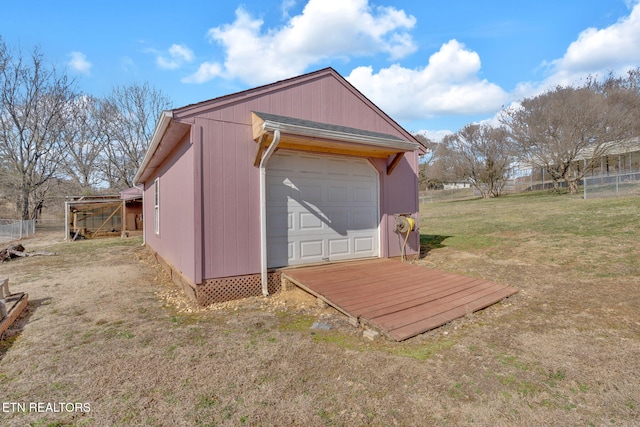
[65,188,143,240]
[134,67,426,305]
[119,187,144,237]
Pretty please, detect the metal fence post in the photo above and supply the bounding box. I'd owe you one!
[584,158,587,199]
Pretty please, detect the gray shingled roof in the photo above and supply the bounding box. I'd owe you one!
[254,111,406,142]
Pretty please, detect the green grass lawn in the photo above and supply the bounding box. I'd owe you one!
[420,191,640,278]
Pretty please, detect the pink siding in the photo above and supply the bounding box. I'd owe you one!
[372,154,420,258]
[142,69,421,285]
[144,134,196,282]
[182,71,419,281]
[177,73,409,140]
[199,118,262,279]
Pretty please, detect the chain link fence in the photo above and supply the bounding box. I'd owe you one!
[421,170,640,203]
[0,219,36,244]
[581,171,640,198]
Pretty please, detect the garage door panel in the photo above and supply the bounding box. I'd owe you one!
[267,181,291,201]
[327,210,348,231]
[297,155,326,175]
[353,185,376,202]
[299,184,322,202]
[267,151,378,268]
[351,209,378,229]
[352,164,377,178]
[267,209,292,233]
[328,239,350,256]
[328,185,349,202]
[300,240,324,259]
[299,212,324,230]
[354,236,374,253]
[268,153,295,172]
[327,159,349,176]
[268,237,293,268]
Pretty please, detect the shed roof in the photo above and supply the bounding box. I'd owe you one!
[575,137,640,160]
[254,111,412,145]
[119,187,143,200]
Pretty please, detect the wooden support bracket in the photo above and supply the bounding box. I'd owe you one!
[387,152,405,175]
[253,134,268,167]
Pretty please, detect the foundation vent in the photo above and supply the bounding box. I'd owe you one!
[198,272,281,306]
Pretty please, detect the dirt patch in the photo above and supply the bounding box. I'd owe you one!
[0,218,638,426]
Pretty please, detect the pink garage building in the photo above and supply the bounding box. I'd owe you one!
[134,68,426,305]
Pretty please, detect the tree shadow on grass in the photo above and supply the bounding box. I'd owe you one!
[419,234,450,258]
[0,297,50,362]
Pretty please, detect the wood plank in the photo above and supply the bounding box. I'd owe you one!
[287,262,464,306]
[386,288,518,340]
[253,133,267,167]
[282,258,518,341]
[0,293,28,336]
[335,271,475,305]
[282,274,358,324]
[285,259,433,289]
[386,152,404,175]
[90,204,122,238]
[277,139,392,158]
[251,112,266,140]
[369,283,509,329]
[355,278,493,318]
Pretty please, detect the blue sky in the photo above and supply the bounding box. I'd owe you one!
[2,0,639,140]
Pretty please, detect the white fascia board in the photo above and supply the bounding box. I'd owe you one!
[133,110,174,184]
[261,119,420,152]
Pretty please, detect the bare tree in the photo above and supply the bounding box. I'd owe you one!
[422,140,460,189]
[59,95,109,193]
[596,68,640,141]
[441,124,512,198]
[413,133,440,190]
[502,76,638,194]
[101,82,172,189]
[0,40,77,219]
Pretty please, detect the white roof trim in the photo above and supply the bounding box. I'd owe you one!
[258,113,420,152]
[133,110,174,185]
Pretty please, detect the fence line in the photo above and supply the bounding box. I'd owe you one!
[0,219,36,244]
[421,169,640,203]
[582,171,640,198]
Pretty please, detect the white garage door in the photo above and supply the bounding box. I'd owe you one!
[267,151,379,268]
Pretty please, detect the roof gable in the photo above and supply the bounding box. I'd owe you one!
[173,67,422,147]
[135,68,424,184]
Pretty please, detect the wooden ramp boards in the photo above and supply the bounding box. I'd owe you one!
[282,259,518,341]
[0,278,29,336]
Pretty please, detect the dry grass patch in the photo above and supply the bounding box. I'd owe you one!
[0,192,638,426]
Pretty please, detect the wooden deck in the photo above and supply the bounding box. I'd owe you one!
[281,258,518,341]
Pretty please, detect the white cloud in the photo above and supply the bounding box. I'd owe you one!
[157,43,195,70]
[517,1,640,99]
[414,129,452,143]
[68,51,92,75]
[281,0,297,19]
[181,62,223,83]
[277,0,417,60]
[346,40,509,121]
[184,0,416,85]
[120,56,136,73]
[557,2,640,73]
